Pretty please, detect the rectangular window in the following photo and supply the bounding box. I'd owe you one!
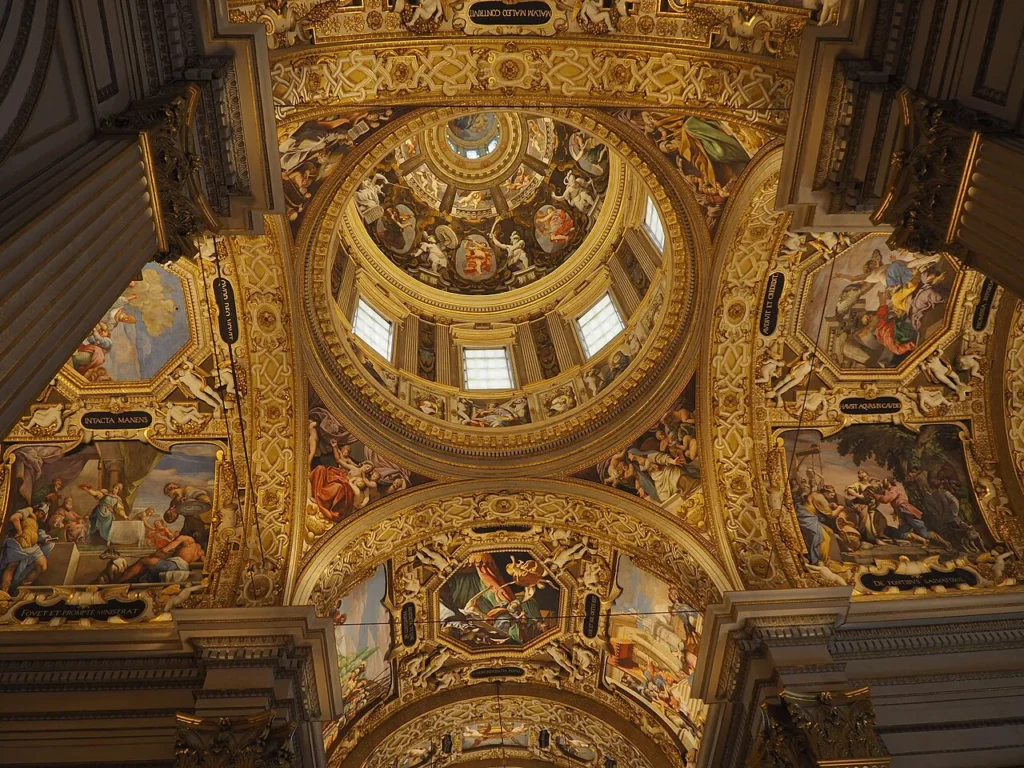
[463,347,515,390]
[352,298,394,361]
[644,195,666,252]
[576,293,625,359]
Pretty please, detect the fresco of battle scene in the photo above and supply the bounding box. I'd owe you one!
[352,113,611,294]
[1,441,219,592]
[782,424,1003,580]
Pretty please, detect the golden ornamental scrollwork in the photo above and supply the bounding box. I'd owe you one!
[345,694,662,768]
[294,481,729,618]
[706,146,1023,590]
[269,39,794,129]
[221,222,306,606]
[703,153,794,589]
[1000,299,1024,510]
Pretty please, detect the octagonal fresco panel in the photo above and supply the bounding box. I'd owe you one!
[438,550,560,650]
[69,264,191,383]
[798,235,957,371]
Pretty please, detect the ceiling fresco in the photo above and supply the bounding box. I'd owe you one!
[6,6,1024,768]
[280,109,400,235]
[353,112,611,294]
[299,488,723,768]
[617,110,774,233]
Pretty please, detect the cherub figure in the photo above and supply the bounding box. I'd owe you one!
[553,170,598,215]
[769,352,813,406]
[577,0,627,33]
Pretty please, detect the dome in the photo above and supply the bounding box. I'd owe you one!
[353,111,613,295]
[298,107,706,478]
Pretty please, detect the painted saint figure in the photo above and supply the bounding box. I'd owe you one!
[81,483,127,544]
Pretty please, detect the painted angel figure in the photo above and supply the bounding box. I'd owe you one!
[578,0,627,32]
[554,170,598,215]
[413,235,448,272]
[354,173,388,221]
[394,0,446,27]
[490,224,530,271]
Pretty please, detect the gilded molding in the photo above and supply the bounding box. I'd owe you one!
[299,106,706,477]
[269,39,794,129]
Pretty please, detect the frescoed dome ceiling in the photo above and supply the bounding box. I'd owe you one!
[353,112,613,295]
[5,7,1024,768]
[299,106,705,478]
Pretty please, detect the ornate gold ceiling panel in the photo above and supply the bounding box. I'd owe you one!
[704,149,1024,592]
[233,0,813,54]
[299,106,707,477]
[0,218,306,620]
[268,38,795,131]
[292,479,723,765]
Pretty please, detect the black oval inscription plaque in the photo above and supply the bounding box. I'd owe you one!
[400,602,417,647]
[839,397,902,415]
[214,277,239,344]
[470,666,525,678]
[972,277,997,331]
[759,272,785,336]
[583,593,601,638]
[468,0,552,25]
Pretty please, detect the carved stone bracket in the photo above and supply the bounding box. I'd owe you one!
[748,687,890,768]
[102,83,220,262]
[175,711,297,768]
[872,88,990,259]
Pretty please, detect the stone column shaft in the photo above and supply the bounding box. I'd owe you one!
[0,138,159,436]
[436,324,456,386]
[544,312,584,370]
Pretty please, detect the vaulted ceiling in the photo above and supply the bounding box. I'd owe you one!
[2,2,1022,766]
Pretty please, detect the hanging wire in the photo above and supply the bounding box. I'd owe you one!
[762,243,840,570]
[200,236,267,595]
[333,607,700,628]
[495,680,508,768]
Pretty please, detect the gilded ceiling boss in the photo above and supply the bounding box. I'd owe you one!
[0,1,1022,766]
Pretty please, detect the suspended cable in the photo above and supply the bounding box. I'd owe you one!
[495,680,508,768]
[198,236,267,603]
[763,245,839,570]
[332,607,700,628]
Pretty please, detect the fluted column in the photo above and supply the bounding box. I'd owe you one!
[950,135,1024,296]
[0,85,217,436]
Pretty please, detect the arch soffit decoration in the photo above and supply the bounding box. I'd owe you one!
[293,477,733,609]
[268,38,797,131]
[340,687,670,768]
[296,106,711,478]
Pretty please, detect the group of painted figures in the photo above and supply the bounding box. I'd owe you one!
[1,476,211,593]
[791,459,986,571]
